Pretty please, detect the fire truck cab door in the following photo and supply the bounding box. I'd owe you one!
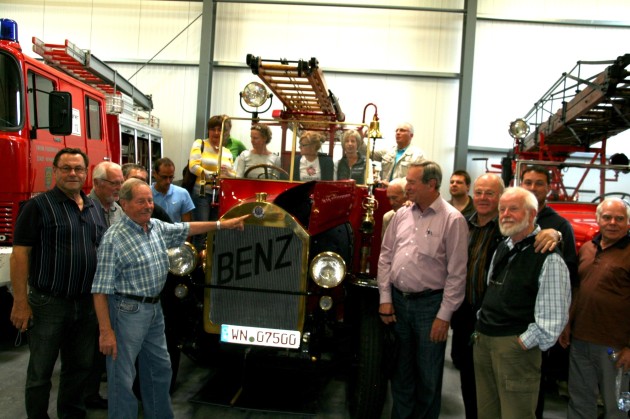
[25,65,109,191]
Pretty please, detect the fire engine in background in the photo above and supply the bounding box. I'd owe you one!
[490,53,630,249]
[0,18,163,290]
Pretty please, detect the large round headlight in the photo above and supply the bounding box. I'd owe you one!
[310,252,346,288]
[508,118,530,139]
[168,242,198,276]
[241,82,269,107]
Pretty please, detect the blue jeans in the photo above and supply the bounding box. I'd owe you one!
[391,289,446,419]
[191,192,218,250]
[106,295,173,419]
[26,288,97,419]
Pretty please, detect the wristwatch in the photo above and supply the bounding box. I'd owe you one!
[557,231,563,243]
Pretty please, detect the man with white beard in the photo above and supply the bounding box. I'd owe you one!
[472,187,571,419]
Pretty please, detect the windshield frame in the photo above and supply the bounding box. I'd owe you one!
[0,49,25,132]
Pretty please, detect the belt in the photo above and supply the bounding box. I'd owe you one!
[115,292,160,304]
[393,287,443,300]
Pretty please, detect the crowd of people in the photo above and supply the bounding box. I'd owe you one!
[7,115,630,419]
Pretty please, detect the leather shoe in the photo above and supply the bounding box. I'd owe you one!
[85,395,108,409]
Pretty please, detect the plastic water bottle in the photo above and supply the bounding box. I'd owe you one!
[608,348,630,412]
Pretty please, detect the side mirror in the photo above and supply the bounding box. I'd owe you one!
[49,91,72,135]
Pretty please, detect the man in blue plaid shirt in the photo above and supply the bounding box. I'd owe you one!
[92,178,247,418]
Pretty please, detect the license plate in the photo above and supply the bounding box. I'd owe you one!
[220,324,300,349]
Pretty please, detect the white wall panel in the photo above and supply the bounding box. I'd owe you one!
[469,21,630,151]
[479,0,630,21]
[214,3,463,73]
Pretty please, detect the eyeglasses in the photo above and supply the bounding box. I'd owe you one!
[299,143,314,147]
[98,178,123,187]
[55,166,86,174]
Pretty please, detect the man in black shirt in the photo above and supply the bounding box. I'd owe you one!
[10,148,106,418]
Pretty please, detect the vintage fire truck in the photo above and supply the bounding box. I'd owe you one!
[164,55,390,417]
[0,18,163,289]
[502,53,630,248]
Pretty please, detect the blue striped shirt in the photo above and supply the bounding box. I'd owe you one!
[91,215,189,297]
[13,187,106,297]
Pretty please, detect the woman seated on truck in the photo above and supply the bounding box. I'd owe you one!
[335,129,369,184]
[234,123,283,179]
[292,131,334,181]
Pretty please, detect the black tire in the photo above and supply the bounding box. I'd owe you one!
[347,293,387,419]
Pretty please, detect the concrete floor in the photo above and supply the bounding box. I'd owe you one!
[0,329,568,418]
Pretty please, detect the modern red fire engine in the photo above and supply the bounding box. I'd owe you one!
[0,18,163,287]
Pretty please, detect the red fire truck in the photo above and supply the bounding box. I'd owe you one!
[0,18,163,288]
[163,55,390,417]
[502,54,630,249]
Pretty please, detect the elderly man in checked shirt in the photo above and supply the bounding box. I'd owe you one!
[91,178,247,419]
[473,187,570,419]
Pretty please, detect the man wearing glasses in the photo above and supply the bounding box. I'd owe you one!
[90,161,124,227]
[10,147,107,418]
[151,157,195,223]
[84,161,125,409]
[473,187,570,419]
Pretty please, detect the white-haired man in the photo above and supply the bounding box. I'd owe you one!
[372,122,424,186]
[561,198,630,419]
[473,187,571,419]
[381,177,407,237]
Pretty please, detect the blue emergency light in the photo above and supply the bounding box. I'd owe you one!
[1,18,18,43]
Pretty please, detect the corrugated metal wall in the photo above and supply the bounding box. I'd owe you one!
[2,0,630,192]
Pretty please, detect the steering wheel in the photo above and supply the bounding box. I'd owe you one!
[590,192,630,204]
[243,164,289,180]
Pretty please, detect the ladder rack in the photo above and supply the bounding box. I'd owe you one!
[32,37,154,111]
[247,54,345,131]
[520,54,630,153]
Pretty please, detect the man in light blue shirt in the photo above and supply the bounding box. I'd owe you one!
[151,157,195,222]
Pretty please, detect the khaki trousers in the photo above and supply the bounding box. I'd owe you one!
[473,333,541,419]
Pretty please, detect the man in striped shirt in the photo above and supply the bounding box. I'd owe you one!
[10,147,107,418]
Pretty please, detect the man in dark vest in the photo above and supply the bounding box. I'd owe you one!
[473,187,571,419]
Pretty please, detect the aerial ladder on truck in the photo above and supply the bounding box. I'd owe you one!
[505,54,630,202]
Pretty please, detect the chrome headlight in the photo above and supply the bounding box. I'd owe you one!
[310,252,346,288]
[167,242,198,276]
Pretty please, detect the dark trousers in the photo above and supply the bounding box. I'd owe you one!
[536,342,570,418]
[451,301,478,419]
[391,289,445,419]
[26,288,97,419]
[84,334,106,401]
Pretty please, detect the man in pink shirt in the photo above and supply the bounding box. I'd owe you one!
[378,160,468,419]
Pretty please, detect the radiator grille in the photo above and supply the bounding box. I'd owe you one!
[209,225,305,331]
